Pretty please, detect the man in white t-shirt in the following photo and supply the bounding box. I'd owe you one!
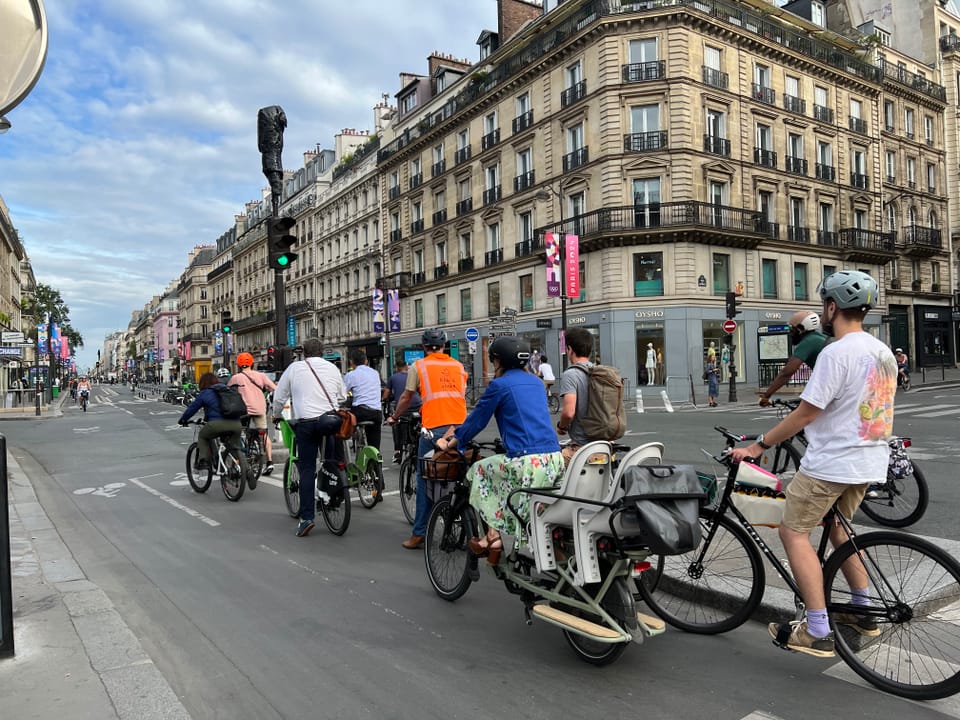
[538,354,556,387]
[732,270,896,659]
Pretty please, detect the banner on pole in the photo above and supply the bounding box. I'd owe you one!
[564,235,580,298]
[388,289,400,332]
[372,288,385,332]
[545,232,561,298]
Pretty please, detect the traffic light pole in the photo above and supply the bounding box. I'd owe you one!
[273,266,287,356]
[726,333,737,403]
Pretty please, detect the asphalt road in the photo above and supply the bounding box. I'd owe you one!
[3,384,959,719]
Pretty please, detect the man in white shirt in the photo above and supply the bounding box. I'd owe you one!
[272,338,347,537]
[732,270,895,658]
[538,354,556,388]
[344,349,383,453]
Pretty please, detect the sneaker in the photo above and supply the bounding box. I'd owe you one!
[834,611,880,637]
[263,462,274,476]
[318,490,331,504]
[768,621,835,658]
[296,519,315,537]
[393,452,401,464]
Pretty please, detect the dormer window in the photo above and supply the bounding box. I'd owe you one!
[400,92,417,115]
[477,29,499,60]
[811,1,825,27]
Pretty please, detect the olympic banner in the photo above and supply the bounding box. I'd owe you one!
[565,235,580,298]
[545,232,561,298]
[388,289,400,332]
[372,288,385,332]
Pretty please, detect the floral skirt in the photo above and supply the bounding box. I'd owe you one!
[468,452,565,541]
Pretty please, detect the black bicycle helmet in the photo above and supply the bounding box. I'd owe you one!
[488,335,531,370]
[421,328,447,348]
[819,270,878,311]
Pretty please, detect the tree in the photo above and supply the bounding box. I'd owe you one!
[21,283,85,350]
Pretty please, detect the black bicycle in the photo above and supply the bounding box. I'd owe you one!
[637,426,960,700]
[396,412,422,524]
[241,419,266,482]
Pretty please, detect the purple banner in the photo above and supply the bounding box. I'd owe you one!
[388,289,400,332]
[545,232,561,297]
[372,288,385,332]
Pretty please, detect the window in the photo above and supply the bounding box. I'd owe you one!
[414,298,424,328]
[754,63,770,87]
[907,157,916,185]
[518,211,533,243]
[412,201,423,222]
[631,104,660,133]
[927,162,936,192]
[884,101,895,130]
[794,263,809,301]
[487,282,500,316]
[633,177,661,227]
[401,92,417,115]
[755,123,772,149]
[790,197,805,228]
[486,222,501,252]
[410,157,421,180]
[854,208,867,229]
[704,45,721,70]
[925,115,934,144]
[850,98,862,120]
[811,0,824,26]
[484,110,497,135]
[712,253,730,294]
[458,177,471,202]
[519,274,534,312]
[905,108,915,137]
[819,202,834,231]
[457,128,469,151]
[932,261,941,286]
[517,147,532,175]
[459,232,472,259]
[435,241,447,266]
[762,258,778,299]
[629,37,658,63]
[437,294,447,324]
[516,92,530,117]
[824,264,836,279]
[785,74,800,98]
[886,203,898,234]
[709,180,727,226]
[566,60,582,88]
[433,143,444,165]
[758,190,775,234]
[885,151,896,180]
[633,252,664,296]
[434,189,445,212]
[414,248,424,274]
[852,148,866,174]
[567,122,584,152]
[817,140,832,167]
[460,288,472,320]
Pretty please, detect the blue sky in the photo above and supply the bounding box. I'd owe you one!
[1,0,498,370]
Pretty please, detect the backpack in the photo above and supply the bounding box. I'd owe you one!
[213,385,247,419]
[572,364,627,441]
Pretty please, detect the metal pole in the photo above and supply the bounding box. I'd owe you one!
[559,198,568,371]
[727,334,738,403]
[0,434,14,657]
[273,268,287,351]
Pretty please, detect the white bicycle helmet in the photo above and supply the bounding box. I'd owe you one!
[216,367,231,379]
[819,270,877,311]
[789,311,821,333]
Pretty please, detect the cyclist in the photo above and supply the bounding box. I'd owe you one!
[537,353,556,395]
[228,352,278,475]
[69,377,78,401]
[731,270,896,658]
[435,336,563,565]
[343,349,383,456]
[178,372,251,479]
[386,328,467,550]
[758,311,827,406]
[216,367,231,381]
[894,347,910,385]
[76,376,91,404]
[385,359,420,463]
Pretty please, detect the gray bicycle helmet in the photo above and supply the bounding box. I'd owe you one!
[789,311,821,333]
[421,328,447,348]
[819,270,878,311]
[488,335,531,370]
[216,367,231,378]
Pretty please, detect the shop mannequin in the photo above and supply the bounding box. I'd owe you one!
[707,341,716,362]
[646,343,657,385]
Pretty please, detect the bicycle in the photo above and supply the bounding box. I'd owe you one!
[769,398,928,527]
[182,420,247,501]
[396,411,422,524]
[347,420,384,509]
[636,425,960,700]
[276,418,351,535]
[79,389,89,412]
[546,384,560,414]
[241,419,266,482]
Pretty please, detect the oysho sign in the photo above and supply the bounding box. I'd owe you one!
[634,310,664,318]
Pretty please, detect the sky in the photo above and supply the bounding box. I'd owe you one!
[1,0,501,371]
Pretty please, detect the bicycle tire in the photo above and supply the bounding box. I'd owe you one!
[636,508,765,634]
[558,576,632,666]
[858,462,929,528]
[185,442,211,493]
[758,441,801,484]
[320,484,351,536]
[245,434,264,481]
[424,496,476,601]
[824,531,960,700]
[399,456,416,525]
[356,461,382,509]
[220,449,246,502]
[548,393,560,414]
[283,460,300,518]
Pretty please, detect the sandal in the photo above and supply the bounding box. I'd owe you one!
[468,536,490,558]
[486,537,504,565]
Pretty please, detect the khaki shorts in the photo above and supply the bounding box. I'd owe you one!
[782,470,869,534]
[247,414,268,430]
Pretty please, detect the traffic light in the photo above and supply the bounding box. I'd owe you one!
[221,311,232,334]
[265,345,276,372]
[267,215,298,270]
[725,291,740,319]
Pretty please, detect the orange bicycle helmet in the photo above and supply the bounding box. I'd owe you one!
[237,352,255,368]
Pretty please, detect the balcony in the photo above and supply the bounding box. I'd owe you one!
[485,248,504,266]
[482,186,502,206]
[752,83,775,105]
[287,299,315,317]
[432,209,447,225]
[433,264,449,280]
[514,170,535,192]
[755,219,780,239]
[410,219,424,234]
[878,58,946,102]
[941,34,960,53]
[839,228,896,263]
[850,173,869,190]
[458,256,474,273]
[410,172,423,189]
[481,128,500,151]
[515,236,545,257]
[512,110,533,133]
[388,185,401,200]
[813,104,834,123]
[622,60,665,83]
[703,135,730,156]
[624,131,667,152]
[785,156,808,176]
[432,160,446,177]
[816,163,835,181]
[817,230,839,247]
[455,146,471,165]
[561,80,587,107]
[886,174,896,185]
[456,198,473,216]
[787,226,811,243]
[849,117,868,134]
[754,148,777,168]
[410,271,426,286]
[563,147,589,171]
[702,66,728,89]
[389,229,402,243]
[783,95,806,115]
[902,225,943,256]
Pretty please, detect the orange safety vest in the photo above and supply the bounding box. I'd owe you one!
[416,353,467,428]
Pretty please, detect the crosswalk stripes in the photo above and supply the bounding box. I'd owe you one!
[682,399,960,420]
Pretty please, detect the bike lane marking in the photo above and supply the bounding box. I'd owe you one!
[128,474,221,527]
[246,474,400,498]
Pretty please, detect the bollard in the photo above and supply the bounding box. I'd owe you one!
[635,387,644,413]
[660,389,674,413]
[1,434,14,657]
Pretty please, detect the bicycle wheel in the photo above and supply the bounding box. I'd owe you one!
[636,508,765,634]
[824,531,960,700]
[548,393,560,414]
[559,575,632,666]
[320,484,351,536]
[399,457,416,525]
[245,434,264,481]
[858,463,929,528]
[283,460,301,518]
[356,460,382,509]
[424,496,476,601]
[758,441,801,485]
[185,442,212,493]
[220,449,246,502]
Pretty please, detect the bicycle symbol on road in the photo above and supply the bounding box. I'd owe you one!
[73,482,126,498]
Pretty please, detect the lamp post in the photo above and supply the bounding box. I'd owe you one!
[535,186,569,369]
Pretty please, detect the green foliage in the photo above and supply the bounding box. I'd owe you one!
[21,282,85,349]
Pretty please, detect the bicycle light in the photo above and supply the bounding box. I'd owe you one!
[630,561,652,577]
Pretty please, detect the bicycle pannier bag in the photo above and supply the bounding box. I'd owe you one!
[730,485,785,527]
[736,461,782,492]
[214,385,248,420]
[334,409,357,440]
[618,465,705,555]
[318,459,344,496]
[573,364,627,441]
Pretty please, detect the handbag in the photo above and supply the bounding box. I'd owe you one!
[305,361,357,440]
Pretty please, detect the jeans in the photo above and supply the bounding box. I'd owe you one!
[352,404,383,452]
[293,414,343,523]
[413,423,456,537]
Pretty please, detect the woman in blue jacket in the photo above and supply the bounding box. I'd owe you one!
[178,372,250,483]
[434,336,563,564]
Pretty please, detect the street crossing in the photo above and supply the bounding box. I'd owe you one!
[696,399,960,421]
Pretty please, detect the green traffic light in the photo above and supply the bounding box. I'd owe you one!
[277,255,290,267]
[223,326,231,334]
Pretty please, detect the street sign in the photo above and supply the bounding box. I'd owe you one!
[0,347,22,358]
[1,332,24,344]
[880,314,894,322]
[535,318,553,329]
[722,319,737,334]
[465,327,479,342]
[468,340,477,354]
[287,316,296,346]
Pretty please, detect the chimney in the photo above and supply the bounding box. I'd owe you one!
[498,0,542,43]
[428,51,472,77]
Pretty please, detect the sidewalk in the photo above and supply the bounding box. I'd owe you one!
[1,452,191,719]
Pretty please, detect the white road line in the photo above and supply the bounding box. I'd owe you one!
[911,408,960,418]
[739,713,786,720]
[128,478,220,527]
[254,474,400,499]
[895,404,955,414]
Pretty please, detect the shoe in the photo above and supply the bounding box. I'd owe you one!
[834,611,880,637]
[469,535,504,565]
[768,621,835,658]
[393,452,401,464]
[468,536,490,558]
[296,519,315,537]
[263,462,274,476]
[402,535,424,549]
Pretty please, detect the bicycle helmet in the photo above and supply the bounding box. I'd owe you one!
[789,311,821,333]
[488,335,531,370]
[895,348,904,353]
[818,270,878,311]
[236,352,255,368]
[216,367,231,379]
[421,328,447,348]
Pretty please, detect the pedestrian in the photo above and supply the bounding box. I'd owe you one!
[344,349,384,453]
[556,327,600,463]
[759,311,827,406]
[271,337,347,538]
[386,328,467,550]
[385,359,421,463]
[228,352,278,475]
[731,270,894,658]
[705,357,720,407]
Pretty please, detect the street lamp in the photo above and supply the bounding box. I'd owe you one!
[535,186,570,369]
[0,116,10,134]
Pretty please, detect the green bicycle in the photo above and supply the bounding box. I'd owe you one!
[348,420,385,509]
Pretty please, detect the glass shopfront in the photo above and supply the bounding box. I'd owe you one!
[635,319,665,385]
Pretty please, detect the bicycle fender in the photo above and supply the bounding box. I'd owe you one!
[356,445,383,469]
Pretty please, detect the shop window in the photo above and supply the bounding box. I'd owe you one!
[633,252,664,296]
[635,322,665,386]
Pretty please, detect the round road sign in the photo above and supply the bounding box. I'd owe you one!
[722,319,738,334]
[465,327,479,342]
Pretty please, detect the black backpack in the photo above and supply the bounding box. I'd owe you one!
[213,385,247,419]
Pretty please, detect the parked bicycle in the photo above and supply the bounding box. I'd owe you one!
[637,426,960,700]
[183,420,247,501]
[396,411,422,524]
